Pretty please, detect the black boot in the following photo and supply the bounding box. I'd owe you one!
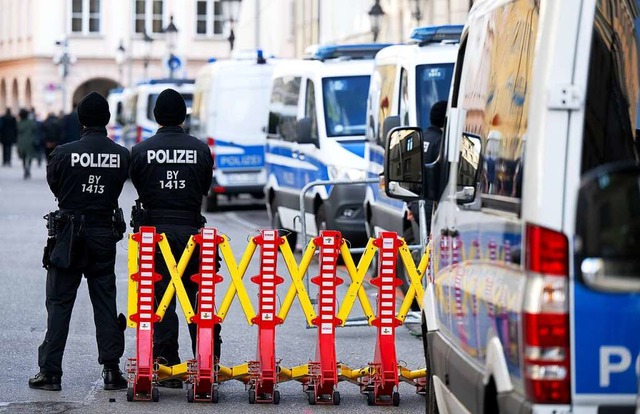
[28,372,61,391]
[103,365,128,390]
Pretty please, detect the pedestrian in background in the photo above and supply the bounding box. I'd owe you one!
[43,112,62,161]
[31,108,46,167]
[17,108,38,179]
[29,92,130,392]
[1,108,17,166]
[62,104,81,144]
[129,88,219,388]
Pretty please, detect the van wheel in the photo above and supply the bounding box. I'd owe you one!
[315,204,328,234]
[425,318,439,414]
[205,194,218,212]
[272,208,297,248]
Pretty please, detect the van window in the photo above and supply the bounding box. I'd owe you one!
[581,0,640,174]
[268,76,301,142]
[416,64,455,129]
[372,64,397,146]
[453,0,540,205]
[305,80,319,141]
[322,75,370,138]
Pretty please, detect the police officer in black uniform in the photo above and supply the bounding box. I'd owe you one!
[29,92,130,391]
[129,88,217,388]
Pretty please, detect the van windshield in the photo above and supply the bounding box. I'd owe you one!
[322,75,370,137]
[146,93,194,122]
[416,64,455,128]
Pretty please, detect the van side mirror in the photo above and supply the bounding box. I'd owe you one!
[296,117,316,146]
[384,127,424,200]
[575,162,640,292]
[455,133,482,204]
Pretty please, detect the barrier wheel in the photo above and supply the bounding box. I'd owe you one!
[393,391,400,407]
[332,391,340,405]
[186,386,194,403]
[248,389,256,404]
[308,391,316,405]
[126,386,134,402]
[367,391,375,406]
[273,390,280,405]
[212,387,219,403]
[152,387,159,402]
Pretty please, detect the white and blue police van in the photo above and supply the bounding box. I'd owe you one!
[191,51,275,212]
[364,25,461,243]
[121,78,194,149]
[382,0,640,413]
[264,44,391,247]
[106,87,128,146]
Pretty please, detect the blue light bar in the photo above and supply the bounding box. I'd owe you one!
[305,43,395,61]
[145,78,195,85]
[410,25,464,45]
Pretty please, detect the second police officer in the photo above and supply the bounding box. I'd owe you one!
[29,92,130,391]
[128,88,219,388]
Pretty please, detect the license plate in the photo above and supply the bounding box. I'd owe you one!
[226,173,258,184]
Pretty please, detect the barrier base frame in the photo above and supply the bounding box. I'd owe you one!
[125,358,159,402]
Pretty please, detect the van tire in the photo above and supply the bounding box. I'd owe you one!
[206,194,218,212]
[272,209,297,248]
[424,316,439,414]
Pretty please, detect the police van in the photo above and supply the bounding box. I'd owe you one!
[364,25,461,243]
[191,51,274,211]
[121,79,194,149]
[264,44,390,247]
[383,0,640,413]
[106,88,128,146]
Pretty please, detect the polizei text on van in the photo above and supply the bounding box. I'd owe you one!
[146,149,198,164]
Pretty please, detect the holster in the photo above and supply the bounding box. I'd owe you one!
[47,211,87,270]
[112,207,126,241]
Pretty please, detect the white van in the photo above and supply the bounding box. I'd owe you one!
[364,25,460,241]
[383,0,640,413]
[121,79,194,149]
[264,44,390,247]
[191,51,274,211]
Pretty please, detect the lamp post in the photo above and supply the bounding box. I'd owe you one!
[142,30,153,81]
[409,0,422,24]
[115,40,126,86]
[221,0,242,52]
[53,38,74,113]
[164,15,179,79]
[368,0,385,43]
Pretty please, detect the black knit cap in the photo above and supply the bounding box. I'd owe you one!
[429,100,448,128]
[154,88,186,126]
[77,92,110,127]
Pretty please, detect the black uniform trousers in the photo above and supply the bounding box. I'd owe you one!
[152,224,201,366]
[38,227,124,376]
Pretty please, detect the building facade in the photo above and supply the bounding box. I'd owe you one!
[0,0,231,117]
[0,0,471,118]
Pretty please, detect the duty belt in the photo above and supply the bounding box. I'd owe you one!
[144,209,205,227]
[59,209,114,228]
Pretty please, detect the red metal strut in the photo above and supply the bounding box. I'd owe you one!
[186,228,224,403]
[127,226,163,402]
[306,230,343,405]
[248,230,284,404]
[363,231,403,406]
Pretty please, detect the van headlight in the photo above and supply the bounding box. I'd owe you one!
[328,166,367,181]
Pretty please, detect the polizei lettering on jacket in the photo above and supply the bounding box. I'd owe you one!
[147,149,198,164]
[71,153,121,168]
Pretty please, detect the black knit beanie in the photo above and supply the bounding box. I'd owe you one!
[429,100,448,128]
[77,92,110,127]
[153,88,186,126]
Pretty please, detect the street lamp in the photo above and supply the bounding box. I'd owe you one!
[142,30,153,81]
[53,38,74,113]
[115,40,126,86]
[408,0,422,24]
[221,0,242,52]
[163,15,179,79]
[368,0,385,43]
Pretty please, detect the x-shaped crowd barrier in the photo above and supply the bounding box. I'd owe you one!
[125,226,430,406]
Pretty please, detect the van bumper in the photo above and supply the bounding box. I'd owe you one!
[210,178,265,197]
[325,184,368,246]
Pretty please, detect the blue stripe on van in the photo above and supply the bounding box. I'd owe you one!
[573,283,640,395]
[340,141,365,158]
[215,140,265,170]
